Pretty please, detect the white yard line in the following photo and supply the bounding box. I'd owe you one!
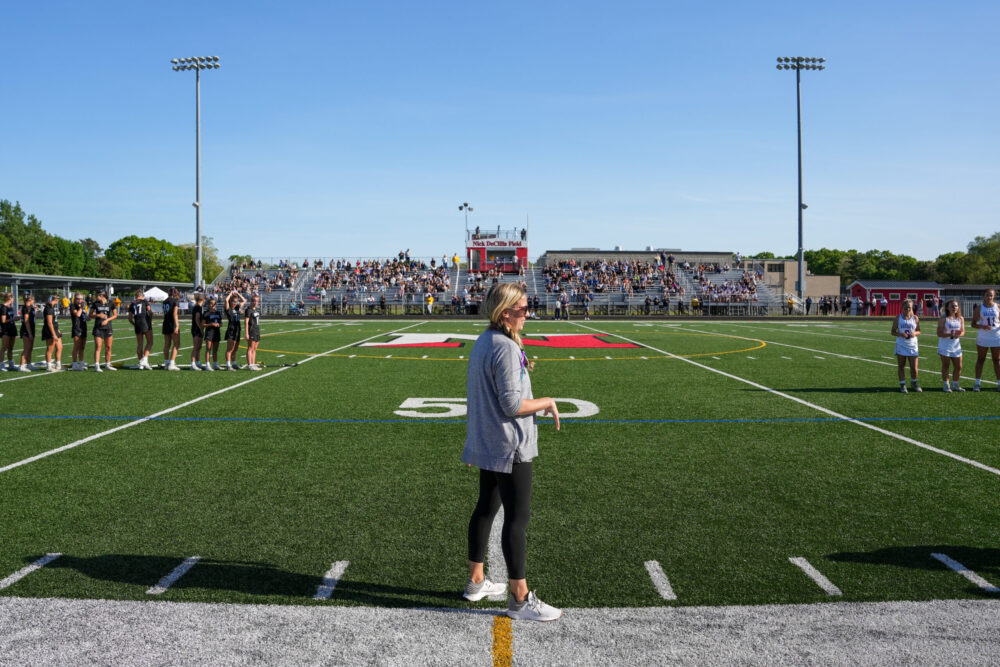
[931,553,1000,593]
[313,561,350,600]
[644,560,677,600]
[788,557,842,596]
[0,553,61,591]
[728,322,983,353]
[486,507,507,601]
[572,322,1000,477]
[0,322,426,475]
[147,556,201,595]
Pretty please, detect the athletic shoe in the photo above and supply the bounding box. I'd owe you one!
[0,366,6,372]
[973,384,981,392]
[252,364,263,371]
[463,578,507,602]
[55,363,63,371]
[104,363,117,371]
[190,363,201,371]
[17,365,31,372]
[204,364,215,372]
[910,382,922,393]
[506,592,561,622]
[46,363,57,372]
[942,383,952,393]
[899,385,907,393]
[232,363,241,370]
[212,363,222,371]
[953,383,965,392]
[166,363,180,371]
[95,364,102,373]
[226,365,236,371]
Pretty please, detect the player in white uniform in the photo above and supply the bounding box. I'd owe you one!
[936,299,965,392]
[891,299,921,393]
[972,289,1000,391]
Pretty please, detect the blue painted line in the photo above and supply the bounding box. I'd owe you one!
[1,414,1000,426]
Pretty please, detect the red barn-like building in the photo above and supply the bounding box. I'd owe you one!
[848,280,941,316]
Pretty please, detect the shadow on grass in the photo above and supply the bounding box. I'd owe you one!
[31,553,463,607]
[827,545,1000,597]
[771,386,902,394]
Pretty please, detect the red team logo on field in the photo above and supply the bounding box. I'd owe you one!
[358,333,640,349]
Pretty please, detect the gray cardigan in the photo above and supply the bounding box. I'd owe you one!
[461,327,538,473]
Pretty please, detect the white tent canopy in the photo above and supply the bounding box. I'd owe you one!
[143,286,169,301]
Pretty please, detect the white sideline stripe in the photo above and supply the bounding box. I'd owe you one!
[313,560,350,600]
[147,556,200,595]
[276,354,285,358]
[711,356,720,360]
[486,506,507,601]
[781,356,793,360]
[789,557,842,596]
[814,356,825,360]
[644,560,677,600]
[0,322,427,475]
[573,322,1000,478]
[0,553,61,590]
[746,356,756,360]
[931,553,1000,593]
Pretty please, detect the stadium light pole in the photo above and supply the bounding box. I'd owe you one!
[459,202,473,232]
[171,56,221,291]
[776,56,825,302]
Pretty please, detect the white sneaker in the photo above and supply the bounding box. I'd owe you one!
[506,591,561,622]
[0,365,6,372]
[226,364,236,371]
[95,364,102,373]
[104,363,117,371]
[55,363,62,370]
[47,363,57,372]
[252,364,263,371]
[204,363,215,372]
[463,578,507,602]
[213,363,222,371]
[190,362,201,371]
[166,362,180,371]
[17,365,31,372]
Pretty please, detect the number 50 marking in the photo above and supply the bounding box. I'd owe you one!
[394,397,599,419]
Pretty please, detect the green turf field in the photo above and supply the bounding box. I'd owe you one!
[1,318,998,611]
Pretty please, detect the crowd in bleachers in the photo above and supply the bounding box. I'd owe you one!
[541,259,684,297]
[691,269,760,303]
[305,256,453,297]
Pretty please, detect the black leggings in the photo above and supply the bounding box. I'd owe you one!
[467,462,532,580]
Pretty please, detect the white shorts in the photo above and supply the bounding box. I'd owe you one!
[976,331,1000,349]
[895,339,919,357]
[937,338,962,358]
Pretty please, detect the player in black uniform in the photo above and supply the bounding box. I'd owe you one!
[189,293,205,371]
[17,293,36,372]
[42,294,64,371]
[70,293,89,370]
[161,288,182,371]
[202,296,222,371]
[90,292,117,372]
[128,289,154,370]
[224,290,247,370]
[0,292,16,371]
[244,294,263,371]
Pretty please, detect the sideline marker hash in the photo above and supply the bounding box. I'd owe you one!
[644,560,677,600]
[314,560,350,600]
[931,553,1000,593]
[0,553,62,590]
[789,557,842,596]
[147,556,201,595]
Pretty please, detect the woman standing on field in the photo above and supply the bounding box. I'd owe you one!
[937,299,965,392]
[0,293,16,371]
[70,293,88,370]
[971,288,1000,392]
[461,282,562,622]
[891,298,921,393]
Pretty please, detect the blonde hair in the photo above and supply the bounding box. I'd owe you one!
[901,299,914,316]
[485,283,527,348]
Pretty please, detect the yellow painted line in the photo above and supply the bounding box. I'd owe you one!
[255,332,766,362]
[492,615,513,667]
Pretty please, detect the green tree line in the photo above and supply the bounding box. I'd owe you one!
[1,200,224,283]
[752,232,1000,286]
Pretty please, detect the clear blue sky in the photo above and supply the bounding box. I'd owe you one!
[3,0,997,263]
